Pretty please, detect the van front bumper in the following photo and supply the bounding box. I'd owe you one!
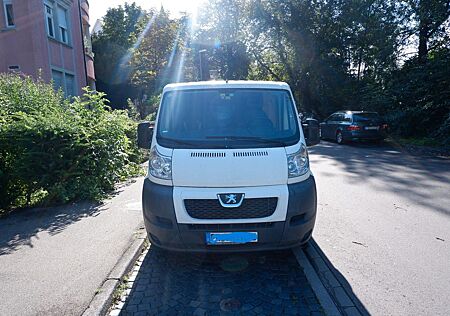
[142,177,317,252]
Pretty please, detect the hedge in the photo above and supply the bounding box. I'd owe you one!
[0,74,143,213]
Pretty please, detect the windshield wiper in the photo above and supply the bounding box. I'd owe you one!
[158,137,199,147]
[206,136,286,146]
[158,137,225,148]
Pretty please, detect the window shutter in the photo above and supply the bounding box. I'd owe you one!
[57,7,67,28]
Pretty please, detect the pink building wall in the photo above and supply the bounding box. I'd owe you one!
[0,0,95,96]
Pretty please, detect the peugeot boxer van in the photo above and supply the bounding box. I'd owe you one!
[137,81,320,252]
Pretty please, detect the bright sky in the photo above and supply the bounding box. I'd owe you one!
[89,0,205,25]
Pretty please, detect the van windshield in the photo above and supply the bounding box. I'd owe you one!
[156,88,300,149]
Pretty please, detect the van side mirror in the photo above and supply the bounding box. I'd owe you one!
[302,119,320,147]
[137,121,153,149]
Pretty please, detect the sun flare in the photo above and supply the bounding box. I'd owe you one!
[169,0,206,14]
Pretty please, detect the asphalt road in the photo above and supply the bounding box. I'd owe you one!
[309,141,450,315]
[0,178,145,316]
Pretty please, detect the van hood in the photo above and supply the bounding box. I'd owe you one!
[172,148,288,187]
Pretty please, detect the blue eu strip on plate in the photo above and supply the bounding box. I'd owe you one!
[206,232,258,245]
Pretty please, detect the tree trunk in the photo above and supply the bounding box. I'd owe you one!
[418,24,429,63]
[357,48,363,81]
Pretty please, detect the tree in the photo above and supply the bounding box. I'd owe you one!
[91,0,450,144]
[414,0,450,62]
[93,3,187,112]
[92,2,146,108]
[194,0,250,80]
[129,8,178,93]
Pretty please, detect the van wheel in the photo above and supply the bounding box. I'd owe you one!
[336,131,344,144]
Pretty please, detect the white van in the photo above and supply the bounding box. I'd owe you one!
[137,81,319,251]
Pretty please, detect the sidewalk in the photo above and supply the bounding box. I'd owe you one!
[0,178,145,316]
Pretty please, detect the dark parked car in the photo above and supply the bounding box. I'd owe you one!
[320,111,388,144]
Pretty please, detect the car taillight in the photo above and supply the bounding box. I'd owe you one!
[346,125,361,131]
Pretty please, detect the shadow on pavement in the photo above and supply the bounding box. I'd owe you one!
[309,141,450,217]
[306,239,370,316]
[118,247,323,315]
[0,178,140,256]
[0,201,102,255]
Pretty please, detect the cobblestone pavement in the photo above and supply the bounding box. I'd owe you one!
[110,247,324,316]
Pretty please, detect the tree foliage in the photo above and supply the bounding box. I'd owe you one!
[92,3,145,108]
[129,8,178,93]
[93,0,450,144]
[194,0,250,80]
[92,4,187,117]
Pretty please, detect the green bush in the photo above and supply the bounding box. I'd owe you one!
[356,48,450,146]
[386,49,450,144]
[0,74,143,212]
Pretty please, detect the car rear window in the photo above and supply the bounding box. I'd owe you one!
[353,113,380,122]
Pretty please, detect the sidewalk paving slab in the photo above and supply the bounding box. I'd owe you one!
[0,178,145,316]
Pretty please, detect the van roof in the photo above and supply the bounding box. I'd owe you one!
[163,80,291,92]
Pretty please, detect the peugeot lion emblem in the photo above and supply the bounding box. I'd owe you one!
[218,193,245,208]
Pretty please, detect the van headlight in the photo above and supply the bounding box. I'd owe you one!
[287,144,309,178]
[149,147,172,180]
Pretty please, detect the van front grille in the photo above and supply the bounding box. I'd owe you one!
[184,198,278,220]
[186,222,275,230]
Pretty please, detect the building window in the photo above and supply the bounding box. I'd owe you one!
[65,73,75,97]
[45,2,70,44]
[3,0,15,27]
[57,6,68,44]
[52,69,76,97]
[51,69,64,91]
[45,4,55,38]
[8,65,20,72]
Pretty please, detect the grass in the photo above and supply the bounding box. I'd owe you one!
[109,241,150,311]
[386,136,450,157]
[111,275,129,306]
[390,136,442,148]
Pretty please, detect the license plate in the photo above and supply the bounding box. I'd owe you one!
[365,126,379,130]
[206,232,258,245]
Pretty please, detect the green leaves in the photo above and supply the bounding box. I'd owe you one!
[92,5,180,110]
[129,9,178,91]
[385,49,450,140]
[0,74,144,212]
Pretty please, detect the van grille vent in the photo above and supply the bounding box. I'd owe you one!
[184,198,278,219]
[233,151,269,157]
[190,152,226,158]
[186,222,275,231]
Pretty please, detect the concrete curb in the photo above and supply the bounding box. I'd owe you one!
[82,226,147,316]
[305,241,367,316]
[293,247,342,316]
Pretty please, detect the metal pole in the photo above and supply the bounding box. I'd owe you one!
[199,49,206,81]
